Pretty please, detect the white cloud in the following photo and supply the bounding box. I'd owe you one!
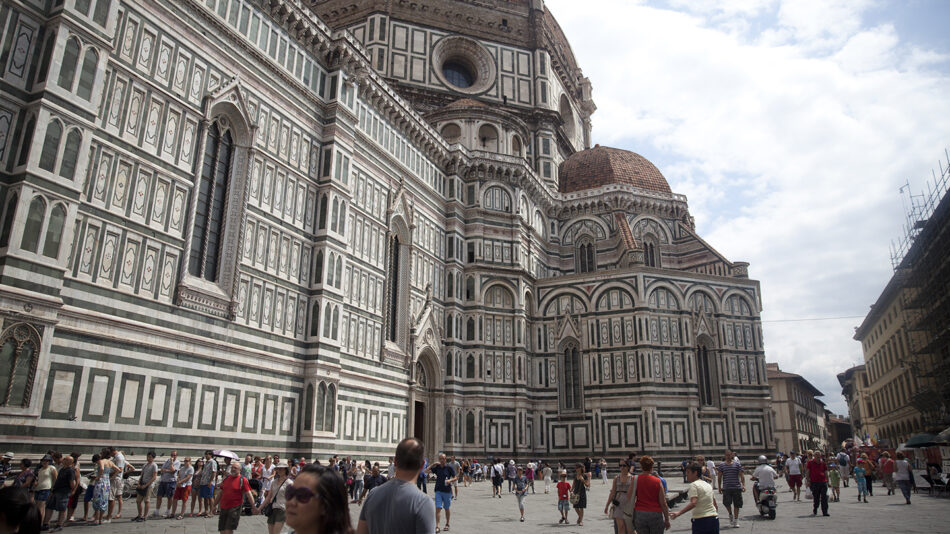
[546,0,950,414]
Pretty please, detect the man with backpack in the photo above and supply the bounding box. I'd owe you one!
[213,462,256,534]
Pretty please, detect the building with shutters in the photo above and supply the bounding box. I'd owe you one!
[0,0,772,460]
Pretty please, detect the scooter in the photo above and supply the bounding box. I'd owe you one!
[754,483,777,519]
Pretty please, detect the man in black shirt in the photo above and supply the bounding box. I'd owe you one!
[428,454,457,532]
[357,464,387,505]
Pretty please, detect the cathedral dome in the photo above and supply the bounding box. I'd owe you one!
[558,145,672,194]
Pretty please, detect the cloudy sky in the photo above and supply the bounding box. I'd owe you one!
[546,0,950,415]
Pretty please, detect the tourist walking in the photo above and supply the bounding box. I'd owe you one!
[705,456,718,490]
[835,450,850,488]
[506,460,517,493]
[155,450,180,517]
[492,460,504,498]
[357,464,387,505]
[671,462,719,534]
[853,459,868,503]
[513,467,528,522]
[198,451,218,517]
[171,457,194,519]
[213,462,256,534]
[604,458,632,534]
[428,453,457,532]
[261,461,291,534]
[632,456,671,534]
[556,472,571,524]
[717,450,745,528]
[133,452,158,522]
[599,458,608,485]
[806,451,829,516]
[571,463,589,526]
[893,452,914,504]
[785,451,803,501]
[827,463,840,502]
[543,463,553,494]
[880,452,895,495]
[47,456,77,532]
[356,437,435,534]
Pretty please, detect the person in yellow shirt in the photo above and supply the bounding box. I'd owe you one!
[671,463,720,534]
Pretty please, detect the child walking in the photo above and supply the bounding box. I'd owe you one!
[514,467,528,522]
[827,463,840,502]
[854,459,868,503]
[556,472,571,524]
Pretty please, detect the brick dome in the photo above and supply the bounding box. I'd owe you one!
[558,145,672,194]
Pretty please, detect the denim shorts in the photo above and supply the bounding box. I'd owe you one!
[156,481,176,498]
[558,499,570,512]
[434,491,452,509]
[34,489,51,502]
[199,485,215,499]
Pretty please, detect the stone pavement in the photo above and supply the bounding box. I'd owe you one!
[58,478,950,533]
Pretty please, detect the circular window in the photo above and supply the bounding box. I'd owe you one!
[442,61,474,89]
[432,36,496,95]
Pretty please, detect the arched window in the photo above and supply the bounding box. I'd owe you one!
[560,343,582,411]
[77,48,98,101]
[318,194,328,229]
[313,251,323,284]
[331,306,339,339]
[334,257,342,288]
[446,272,454,298]
[330,198,339,231]
[465,411,475,443]
[444,409,452,443]
[315,382,326,430]
[689,292,716,314]
[466,355,475,378]
[20,197,46,253]
[387,235,400,341]
[441,123,461,144]
[76,0,92,15]
[57,38,81,90]
[323,302,332,337]
[42,204,66,258]
[338,203,346,234]
[188,122,233,282]
[59,129,81,180]
[0,323,41,407]
[644,235,659,268]
[92,0,110,25]
[39,120,62,172]
[325,384,336,432]
[445,314,454,338]
[446,352,453,376]
[326,253,335,287]
[511,135,523,157]
[0,194,19,248]
[466,318,475,341]
[17,117,35,167]
[696,341,719,407]
[484,186,511,212]
[304,383,314,431]
[309,301,320,337]
[478,124,498,151]
[465,276,474,300]
[577,241,595,273]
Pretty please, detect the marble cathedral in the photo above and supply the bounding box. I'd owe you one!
[0,0,772,460]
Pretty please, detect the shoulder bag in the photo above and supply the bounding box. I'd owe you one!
[261,477,285,517]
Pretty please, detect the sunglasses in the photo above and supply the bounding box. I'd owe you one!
[285,485,317,504]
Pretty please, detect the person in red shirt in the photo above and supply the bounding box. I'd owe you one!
[805,452,829,516]
[213,462,256,534]
[555,472,572,524]
[880,452,896,495]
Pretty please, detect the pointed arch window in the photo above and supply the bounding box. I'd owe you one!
[304,383,314,431]
[188,122,233,282]
[466,318,475,341]
[57,38,81,90]
[0,323,41,407]
[334,257,342,289]
[465,411,475,443]
[20,197,46,253]
[309,302,320,337]
[577,240,596,273]
[325,384,336,432]
[446,352,453,376]
[17,117,35,167]
[59,129,81,180]
[0,194,19,248]
[559,342,582,411]
[696,341,720,408]
[77,48,98,101]
[387,234,401,341]
[466,355,475,378]
[318,195,328,229]
[315,382,326,430]
[313,251,324,284]
[323,303,332,337]
[444,409,452,443]
[644,235,659,268]
[446,272,454,298]
[39,121,61,172]
[42,204,66,258]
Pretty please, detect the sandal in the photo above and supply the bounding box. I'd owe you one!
[176,516,183,520]
[444,525,450,531]
[436,528,441,533]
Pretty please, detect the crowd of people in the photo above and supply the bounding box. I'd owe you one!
[0,444,932,534]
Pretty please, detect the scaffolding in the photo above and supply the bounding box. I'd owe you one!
[890,149,950,431]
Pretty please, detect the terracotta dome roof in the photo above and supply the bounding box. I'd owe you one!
[558,145,672,194]
[443,98,490,109]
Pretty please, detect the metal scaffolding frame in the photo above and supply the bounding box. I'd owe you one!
[890,149,950,431]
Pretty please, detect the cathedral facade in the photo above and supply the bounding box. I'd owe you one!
[0,0,772,460]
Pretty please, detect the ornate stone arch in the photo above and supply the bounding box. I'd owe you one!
[384,211,412,353]
[539,288,590,317]
[0,322,42,408]
[630,215,672,244]
[561,216,608,245]
[481,280,518,308]
[591,281,638,311]
[177,76,257,319]
[685,286,720,314]
[721,289,758,315]
[644,280,685,310]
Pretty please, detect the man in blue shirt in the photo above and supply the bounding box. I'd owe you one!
[428,454,457,532]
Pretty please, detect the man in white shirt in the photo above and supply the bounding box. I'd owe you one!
[705,458,718,489]
[785,451,804,501]
[752,456,778,503]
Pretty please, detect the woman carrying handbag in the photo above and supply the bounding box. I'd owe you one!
[259,462,291,534]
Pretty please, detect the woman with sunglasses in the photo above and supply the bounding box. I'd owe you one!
[285,464,353,534]
[604,460,633,534]
[261,462,291,534]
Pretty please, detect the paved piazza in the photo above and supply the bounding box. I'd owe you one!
[58,478,949,534]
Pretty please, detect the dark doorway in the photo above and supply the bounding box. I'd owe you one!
[414,401,425,441]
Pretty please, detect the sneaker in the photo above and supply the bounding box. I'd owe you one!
[733,520,741,529]
[101,520,111,524]
[520,517,525,522]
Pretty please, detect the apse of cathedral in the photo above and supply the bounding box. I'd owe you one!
[0,0,771,460]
